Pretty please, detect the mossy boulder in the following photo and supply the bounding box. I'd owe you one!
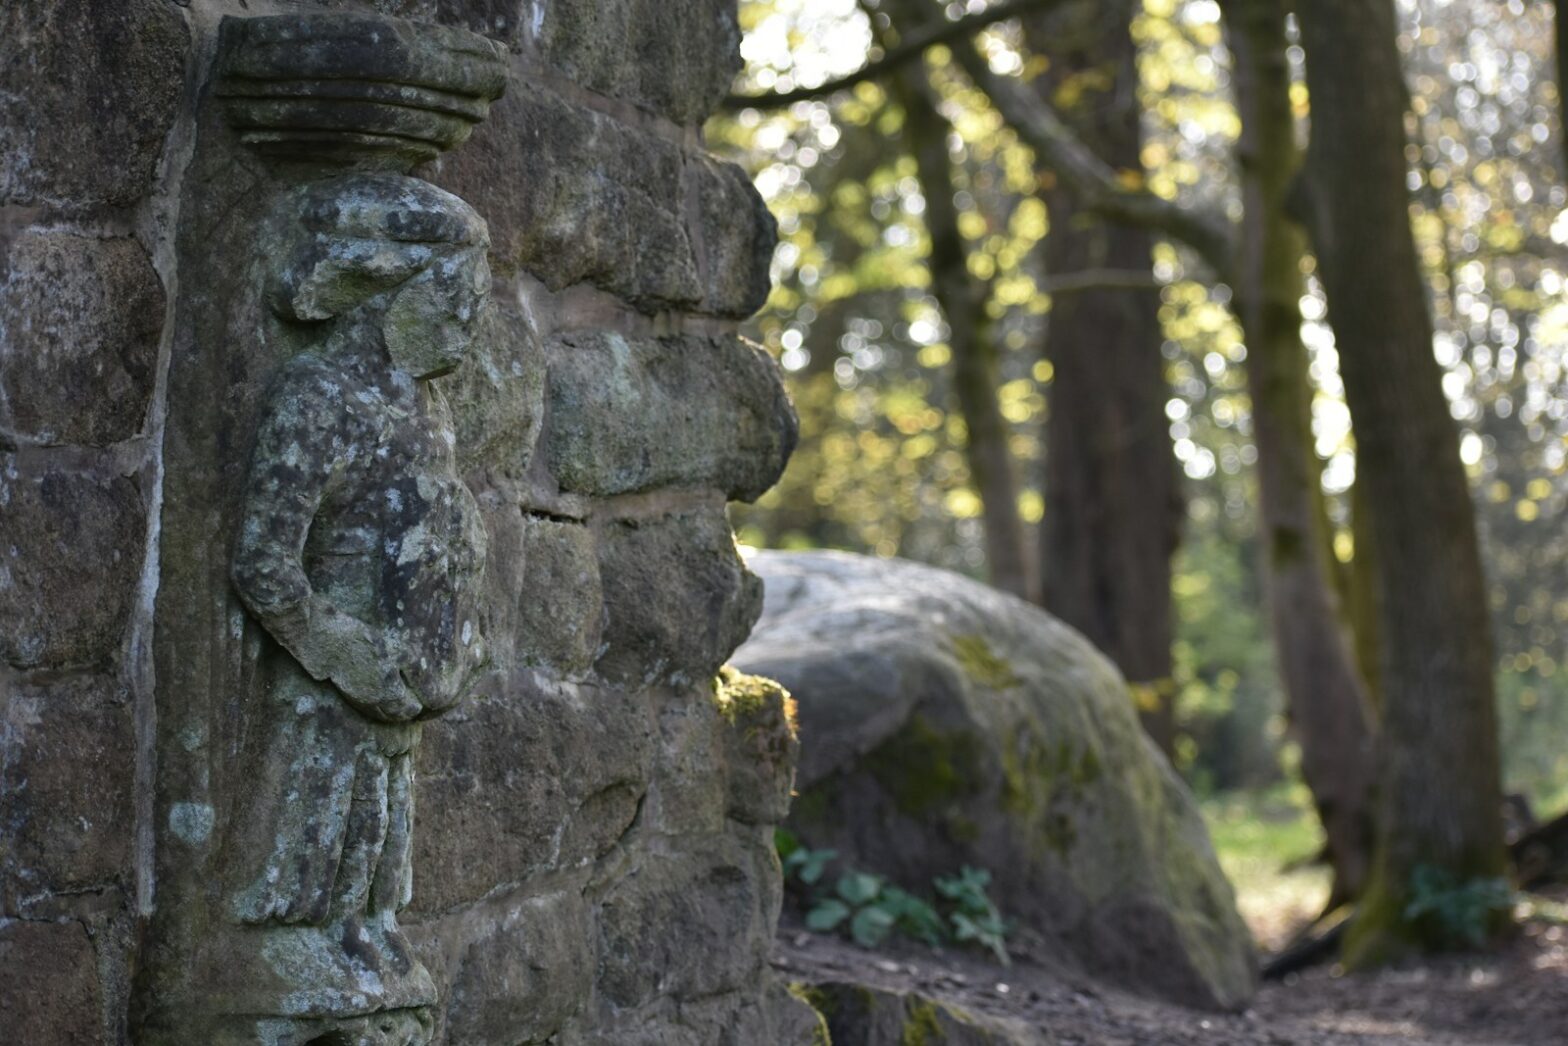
[802,982,1011,1045]
[736,551,1256,1010]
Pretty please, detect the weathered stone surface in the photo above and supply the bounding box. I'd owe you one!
[452,299,546,479]
[0,0,187,208]
[0,461,143,670]
[430,887,592,1045]
[214,12,508,170]
[692,154,779,319]
[803,981,1010,1046]
[0,673,134,915]
[715,667,799,826]
[0,233,164,446]
[0,919,103,1043]
[544,332,796,500]
[429,83,700,311]
[531,0,743,125]
[596,507,762,687]
[429,85,775,319]
[737,551,1257,1011]
[593,830,778,1010]
[413,679,654,912]
[512,515,603,674]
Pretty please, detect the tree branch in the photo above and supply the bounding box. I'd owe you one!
[950,45,1238,282]
[1039,269,1164,295]
[722,0,1066,112]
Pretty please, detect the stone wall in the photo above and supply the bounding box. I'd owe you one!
[0,2,816,1043]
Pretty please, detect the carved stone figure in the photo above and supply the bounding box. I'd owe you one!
[215,173,490,1043]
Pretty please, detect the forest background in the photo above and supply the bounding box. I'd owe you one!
[712,0,1568,946]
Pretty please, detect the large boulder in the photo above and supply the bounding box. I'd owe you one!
[735,551,1256,1010]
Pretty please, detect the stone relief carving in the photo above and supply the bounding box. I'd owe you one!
[193,15,506,1044]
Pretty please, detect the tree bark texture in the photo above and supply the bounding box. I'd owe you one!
[1025,0,1181,751]
[886,1,1036,600]
[1296,0,1509,964]
[1222,0,1377,906]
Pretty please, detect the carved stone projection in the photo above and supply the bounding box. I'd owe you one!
[154,15,505,1045]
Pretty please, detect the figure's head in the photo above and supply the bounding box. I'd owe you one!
[269,173,491,378]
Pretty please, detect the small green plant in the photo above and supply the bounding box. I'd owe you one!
[777,829,836,886]
[936,865,1011,965]
[1402,864,1514,948]
[778,832,1010,962]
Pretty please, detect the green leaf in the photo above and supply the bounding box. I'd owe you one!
[851,905,897,948]
[797,848,837,885]
[837,871,884,906]
[807,900,851,932]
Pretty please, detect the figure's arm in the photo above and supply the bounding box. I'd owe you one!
[231,368,420,723]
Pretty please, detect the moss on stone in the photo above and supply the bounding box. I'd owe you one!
[714,665,794,728]
[950,633,1020,690]
[902,997,944,1046]
[788,982,836,1045]
[866,713,984,816]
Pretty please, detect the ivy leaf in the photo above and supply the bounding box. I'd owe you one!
[807,899,851,932]
[837,871,884,906]
[851,905,897,948]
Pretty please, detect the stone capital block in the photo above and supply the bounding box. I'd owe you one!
[544,331,797,501]
[0,233,165,447]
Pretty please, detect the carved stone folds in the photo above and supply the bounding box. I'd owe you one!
[215,15,507,170]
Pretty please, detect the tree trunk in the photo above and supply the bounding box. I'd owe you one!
[903,90,1036,601]
[1222,0,1377,906]
[885,2,1035,601]
[1296,0,1509,965]
[1025,0,1180,751]
[1558,1,1568,174]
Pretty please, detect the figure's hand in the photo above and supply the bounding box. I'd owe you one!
[265,598,423,723]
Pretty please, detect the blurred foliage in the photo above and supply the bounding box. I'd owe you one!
[715,0,1568,808]
[1202,784,1331,950]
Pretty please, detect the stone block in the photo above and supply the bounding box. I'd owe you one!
[0,919,103,1044]
[0,0,188,208]
[692,154,779,319]
[0,459,144,670]
[435,887,592,1045]
[427,83,701,312]
[0,233,165,446]
[544,332,796,501]
[593,830,776,1010]
[651,695,727,836]
[595,507,762,687]
[714,667,799,827]
[451,298,546,480]
[531,0,743,125]
[0,673,134,914]
[412,679,654,912]
[512,515,603,674]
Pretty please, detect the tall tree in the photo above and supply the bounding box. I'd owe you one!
[884,0,1037,601]
[1022,0,1182,751]
[1221,0,1377,906]
[1295,0,1509,964]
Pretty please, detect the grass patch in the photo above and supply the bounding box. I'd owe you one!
[1201,782,1332,952]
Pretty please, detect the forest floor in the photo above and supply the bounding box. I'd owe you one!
[774,789,1568,1044]
[774,904,1568,1044]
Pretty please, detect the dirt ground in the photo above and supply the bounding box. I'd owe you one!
[773,911,1568,1045]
